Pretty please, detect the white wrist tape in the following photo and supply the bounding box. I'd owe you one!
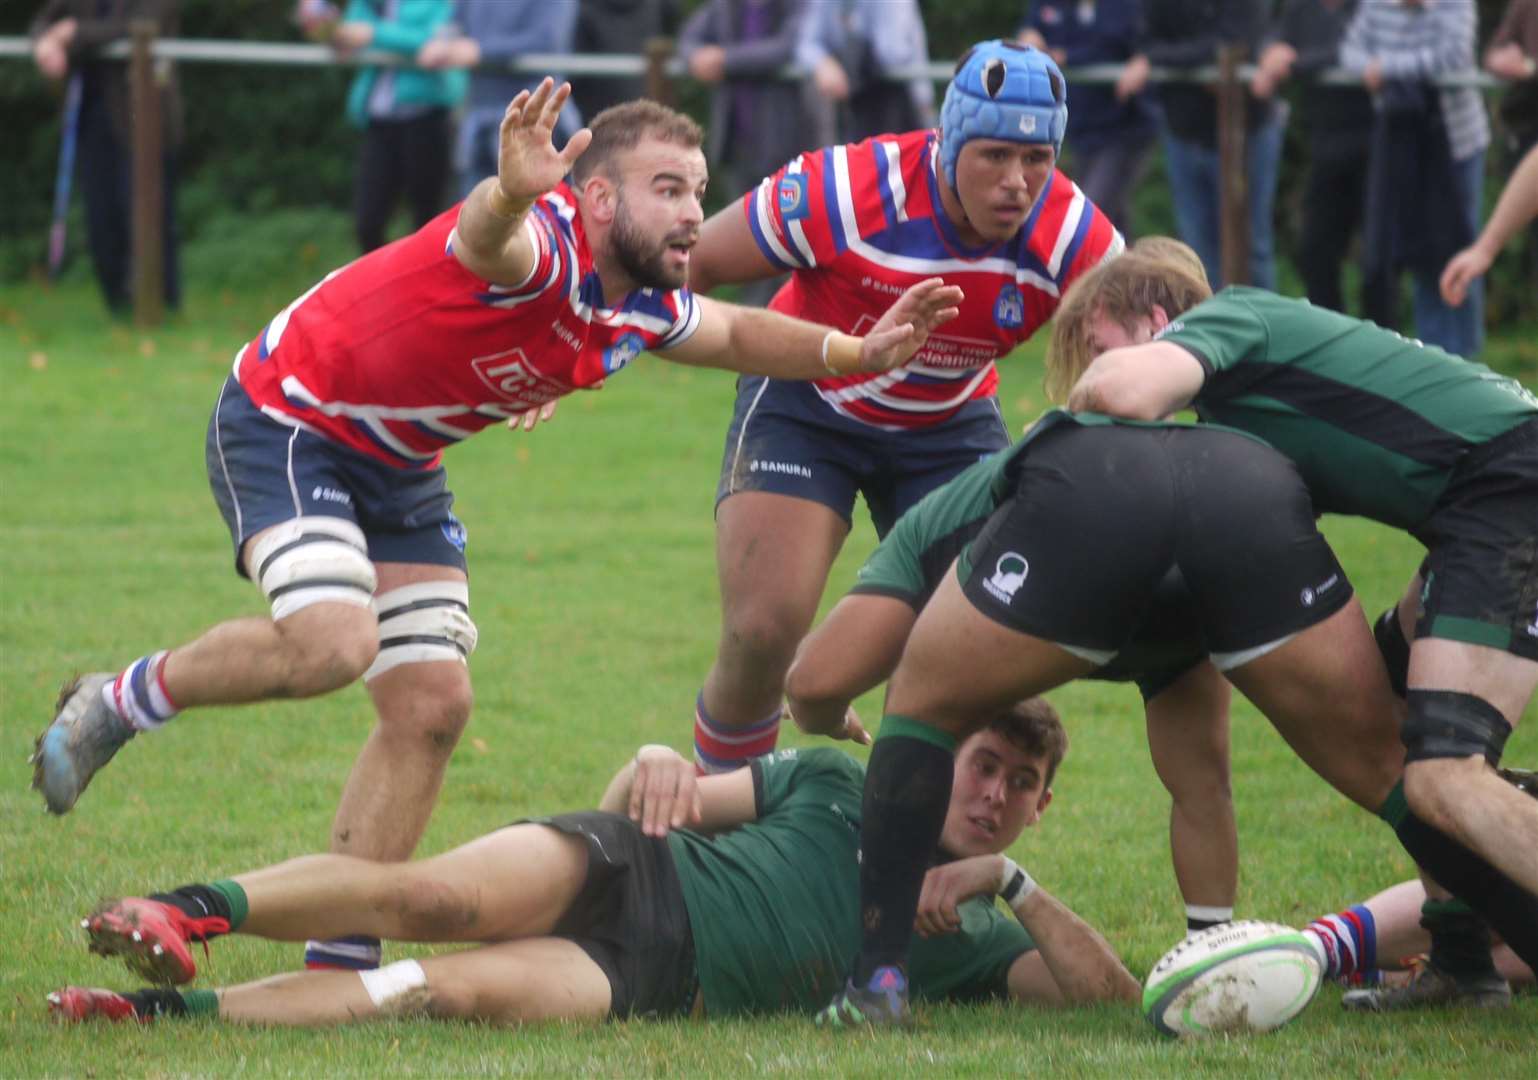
[997,855,1038,908]
[358,958,429,1014]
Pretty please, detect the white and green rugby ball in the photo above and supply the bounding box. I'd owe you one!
[1143,920,1322,1038]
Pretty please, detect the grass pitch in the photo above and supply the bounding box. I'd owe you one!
[1,271,1534,1077]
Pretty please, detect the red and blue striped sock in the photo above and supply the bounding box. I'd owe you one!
[692,693,780,775]
[1305,903,1377,981]
[104,651,180,732]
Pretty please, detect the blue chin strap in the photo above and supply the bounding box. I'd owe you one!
[939,40,1068,191]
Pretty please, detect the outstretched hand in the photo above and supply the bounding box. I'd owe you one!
[496,79,593,207]
[505,400,558,433]
[1439,244,1492,307]
[858,278,964,373]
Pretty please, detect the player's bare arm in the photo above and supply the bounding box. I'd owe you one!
[915,856,1138,1005]
[453,79,593,286]
[598,745,758,836]
[687,202,781,294]
[785,595,918,745]
[1067,342,1204,420]
[656,279,963,379]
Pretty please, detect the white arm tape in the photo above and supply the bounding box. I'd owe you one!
[997,855,1039,909]
[357,958,429,1014]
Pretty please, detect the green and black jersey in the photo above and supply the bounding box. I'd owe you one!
[667,748,1034,1016]
[1157,287,1538,530]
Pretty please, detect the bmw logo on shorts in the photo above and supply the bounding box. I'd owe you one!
[604,332,644,374]
[994,284,1024,329]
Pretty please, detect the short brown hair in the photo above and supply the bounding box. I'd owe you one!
[985,696,1068,789]
[1044,241,1213,402]
[570,100,705,185]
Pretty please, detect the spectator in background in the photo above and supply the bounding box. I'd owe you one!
[678,0,812,305]
[1018,0,1157,240]
[1441,141,1538,306]
[29,0,182,314]
[1341,0,1489,358]
[418,0,582,200]
[1254,0,1393,326]
[1123,0,1284,289]
[797,0,933,145]
[571,0,678,117]
[1483,0,1538,296]
[300,0,468,254]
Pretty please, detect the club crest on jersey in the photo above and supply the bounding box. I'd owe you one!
[440,516,468,553]
[604,332,644,374]
[982,553,1029,604]
[994,284,1025,329]
[777,174,809,221]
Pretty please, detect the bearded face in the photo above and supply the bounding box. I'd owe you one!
[609,189,698,291]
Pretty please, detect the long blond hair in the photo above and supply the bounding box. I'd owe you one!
[1044,237,1213,402]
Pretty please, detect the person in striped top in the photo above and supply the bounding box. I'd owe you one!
[683,40,1122,776]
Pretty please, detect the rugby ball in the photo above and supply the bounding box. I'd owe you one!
[1142,920,1322,1038]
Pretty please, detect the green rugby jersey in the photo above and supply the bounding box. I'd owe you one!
[1157,287,1538,530]
[667,747,1034,1016]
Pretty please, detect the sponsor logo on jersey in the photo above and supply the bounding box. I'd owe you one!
[1300,572,1340,608]
[310,485,352,507]
[777,174,809,220]
[750,459,813,479]
[440,516,468,553]
[982,552,1029,604]
[471,347,563,406]
[994,284,1025,329]
[604,332,644,374]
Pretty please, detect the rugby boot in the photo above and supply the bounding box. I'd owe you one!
[815,966,912,1028]
[1341,957,1511,1011]
[46,987,141,1023]
[31,673,134,814]
[84,897,229,985]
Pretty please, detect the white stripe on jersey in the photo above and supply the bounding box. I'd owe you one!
[1047,183,1087,279]
[657,293,702,349]
[754,174,803,268]
[881,140,910,224]
[783,159,818,267]
[831,144,1059,296]
[276,376,475,458]
[817,366,993,416]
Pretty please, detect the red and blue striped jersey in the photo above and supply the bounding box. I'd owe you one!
[235,184,700,469]
[744,129,1122,430]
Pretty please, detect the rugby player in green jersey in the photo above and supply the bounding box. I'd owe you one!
[1048,243,1538,1009]
[46,701,1138,1026]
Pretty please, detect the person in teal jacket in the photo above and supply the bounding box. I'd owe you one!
[309,0,468,251]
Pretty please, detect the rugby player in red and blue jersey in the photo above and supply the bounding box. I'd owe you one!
[31,81,963,972]
[681,40,1123,775]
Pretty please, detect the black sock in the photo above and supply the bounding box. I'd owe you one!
[149,884,232,937]
[1421,898,1499,978]
[1381,781,1538,972]
[123,988,188,1019]
[854,718,957,985]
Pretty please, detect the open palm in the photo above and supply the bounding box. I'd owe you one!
[497,79,593,204]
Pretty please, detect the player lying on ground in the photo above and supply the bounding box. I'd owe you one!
[816,412,1537,1027]
[30,79,961,971]
[1048,241,1538,1009]
[782,410,1239,937]
[48,701,1138,1025]
[679,39,1122,776]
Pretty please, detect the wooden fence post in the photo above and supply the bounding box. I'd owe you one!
[644,37,675,105]
[1216,42,1249,287]
[130,18,164,327]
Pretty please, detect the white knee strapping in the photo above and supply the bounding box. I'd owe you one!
[364,580,478,681]
[249,517,377,620]
[357,958,429,1014]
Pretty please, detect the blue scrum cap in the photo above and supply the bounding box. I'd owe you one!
[938,40,1068,189]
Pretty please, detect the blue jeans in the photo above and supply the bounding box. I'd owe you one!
[1160,109,1286,290]
[1410,149,1485,358]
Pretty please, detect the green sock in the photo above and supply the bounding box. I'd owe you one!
[210,879,249,930]
[183,989,220,1018]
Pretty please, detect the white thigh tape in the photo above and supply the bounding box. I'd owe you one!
[365,580,477,681]
[250,517,376,620]
[358,958,429,1014]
